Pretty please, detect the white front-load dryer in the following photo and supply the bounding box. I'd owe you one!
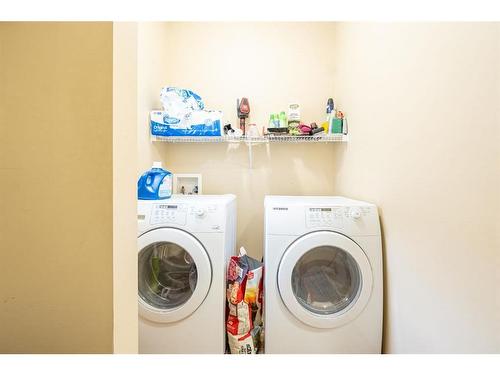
[264,196,383,353]
[137,195,236,353]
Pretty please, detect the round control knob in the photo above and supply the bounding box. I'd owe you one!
[195,208,206,217]
[349,207,362,219]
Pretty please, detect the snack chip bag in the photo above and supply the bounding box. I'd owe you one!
[227,331,256,355]
[227,326,262,355]
[226,247,264,354]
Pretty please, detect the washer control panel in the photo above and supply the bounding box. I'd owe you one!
[146,202,224,232]
[306,207,344,228]
[150,203,188,225]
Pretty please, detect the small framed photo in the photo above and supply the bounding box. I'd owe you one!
[173,174,202,195]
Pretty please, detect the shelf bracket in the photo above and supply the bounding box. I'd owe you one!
[247,141,253,169]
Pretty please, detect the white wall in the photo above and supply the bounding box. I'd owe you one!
[332,22,500,353]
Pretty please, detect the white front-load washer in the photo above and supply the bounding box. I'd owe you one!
[137,194,236,353]
[264,196,383,353]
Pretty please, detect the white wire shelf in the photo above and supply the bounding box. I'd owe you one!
[151,133,348,144]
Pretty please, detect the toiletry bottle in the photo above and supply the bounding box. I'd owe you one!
[269,114,275,129]
[336,110,346,135]
[287,103,300,126]
[279,111,287,128]
[323,98,334,133]
[331,108,343,134]
[326,98,334,134]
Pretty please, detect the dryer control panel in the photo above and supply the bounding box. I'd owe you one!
[306,206,373,229]
[265,201,380,236]
[306,207,343,228]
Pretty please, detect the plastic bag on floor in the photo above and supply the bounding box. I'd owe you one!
[226,247,264,354]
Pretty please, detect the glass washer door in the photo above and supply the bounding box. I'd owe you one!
[277,231,373,329]
[138,227,212,323]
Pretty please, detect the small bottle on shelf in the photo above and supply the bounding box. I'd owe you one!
[279,111,287,128]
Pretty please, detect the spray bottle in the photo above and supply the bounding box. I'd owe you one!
[323,98,334,133]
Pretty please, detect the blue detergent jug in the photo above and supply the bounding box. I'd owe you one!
[138,162,173,200]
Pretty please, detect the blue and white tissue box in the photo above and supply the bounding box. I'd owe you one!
[150,110,223,137]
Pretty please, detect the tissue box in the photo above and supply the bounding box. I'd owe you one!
[150,110,222,137]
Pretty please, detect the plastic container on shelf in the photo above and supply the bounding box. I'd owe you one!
[150,86,223,137]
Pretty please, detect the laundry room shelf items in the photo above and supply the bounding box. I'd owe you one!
[150,134,348,144]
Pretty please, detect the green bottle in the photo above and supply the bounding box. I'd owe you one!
[279,111,287,128]
[269,114,275,129]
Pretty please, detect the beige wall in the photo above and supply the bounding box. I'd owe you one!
[113,22,138,353]
[0,22,114,353]
[332,23,500,353]
[137,22,340,258]
[137,22,170,172]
